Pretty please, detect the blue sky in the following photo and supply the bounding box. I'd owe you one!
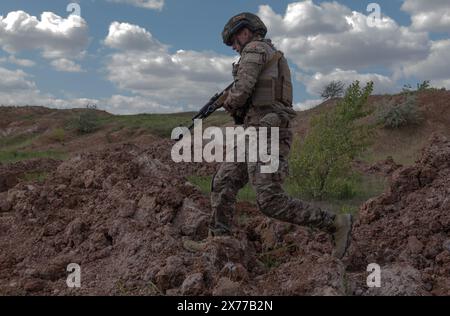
[0,0,449,113]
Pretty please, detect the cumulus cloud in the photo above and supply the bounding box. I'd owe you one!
[294,98,322,111]
[297,69,397,96]
[0,65,95,109]
[104,22,235,109]
[0,11,89,59]
[0,65,164,114]
[0,55,35,67]
[259,0,352,37]
[258,2,430,73]
[0,66,36,91]
[50,58,84,73]
[402,0,450,33]
[105,95,180,114]
[104,22,166,51]
[397,39,450,89]
[107,0,164,10]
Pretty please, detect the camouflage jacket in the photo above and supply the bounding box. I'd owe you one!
[224,38,297,127]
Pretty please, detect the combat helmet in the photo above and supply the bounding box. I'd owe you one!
[222,12,267,46]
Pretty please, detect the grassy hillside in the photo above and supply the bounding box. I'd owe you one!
[1,89,448,213]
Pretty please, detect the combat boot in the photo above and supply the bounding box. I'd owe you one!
[331,214,353,259]
[182,228,230,253]
[182,238,208,252]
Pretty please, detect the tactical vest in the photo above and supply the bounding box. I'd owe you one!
[251,41,293,107]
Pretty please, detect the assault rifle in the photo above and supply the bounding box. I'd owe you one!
[188,82,234,130]
[175,82,234,141]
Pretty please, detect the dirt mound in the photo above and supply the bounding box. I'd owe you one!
[353,156,402,177]
[0,143,340,295]
[1,134,448,296]
[346,134,450,295]
[0,158,61,194]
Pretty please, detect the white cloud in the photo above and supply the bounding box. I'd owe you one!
[104,22,166,51]
[402,0,450,33]
[294,98,322,111]
[0,55,35,67]
[297,69,397,96]
[0,66,36,91]
[258,2,430,73]
[50,58,84,73]
[0,65,94,108]
[0,65,164,114]
[105,95,180,114]
[0,11,89,59]
[397,39,450,89]
[104,22,235,109]
[107,0,164,10]
[259,0,352,37]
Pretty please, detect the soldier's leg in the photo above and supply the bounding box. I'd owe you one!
[210,161,248,236]
[247,111,336,231]
[248,157,336,231]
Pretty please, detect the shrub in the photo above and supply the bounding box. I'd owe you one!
[50,128,65,143]
[290,81,374,200]
[402,80,433,95]
[378,95,423,129]
[76,104,99,134]
[417,80,431,91]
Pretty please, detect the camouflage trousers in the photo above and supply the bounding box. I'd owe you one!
[209,110,336,236]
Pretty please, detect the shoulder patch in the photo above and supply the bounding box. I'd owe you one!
[243,41,266,54]
[241,52,264,64]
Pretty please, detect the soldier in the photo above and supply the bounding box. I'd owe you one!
[189,13,353,259]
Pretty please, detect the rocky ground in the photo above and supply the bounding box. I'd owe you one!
[0,132,448,296]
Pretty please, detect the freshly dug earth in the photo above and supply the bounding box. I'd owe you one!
[0,135,449,296]
[346,134,450,295]
[0,158,61,193]
[0,143,339,295]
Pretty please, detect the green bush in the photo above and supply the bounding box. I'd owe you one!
[50,128,65,142]
[378,95,423,129]
[417,80,431,92]
[289,81,374,200]
[402,80,434,94]
[76,104,99,134]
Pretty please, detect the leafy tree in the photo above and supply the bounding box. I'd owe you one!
[321,81,345,100]
[290,81,374,199]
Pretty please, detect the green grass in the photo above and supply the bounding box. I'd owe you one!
[359,140,424,166]
[0,133,38,150]
[286,171,387,215]
[20,171,49,183]
[98,111,232,138]
[0,150,67,164]
[187,169,387,216]
[50,128,66,143]
[0,130,69,163]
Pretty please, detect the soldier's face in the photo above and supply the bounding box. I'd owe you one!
[231,28,252,54]
[231,36,242,54]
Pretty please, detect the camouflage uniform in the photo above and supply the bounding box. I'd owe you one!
[210,37,336,236]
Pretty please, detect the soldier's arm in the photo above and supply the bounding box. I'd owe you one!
[224,43,266,111]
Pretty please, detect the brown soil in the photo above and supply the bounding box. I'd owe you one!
[1,91,449,296]
[0,158,61,193]
[0,142,338,295]
[346,134,450,295]
[0,134,448,296]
